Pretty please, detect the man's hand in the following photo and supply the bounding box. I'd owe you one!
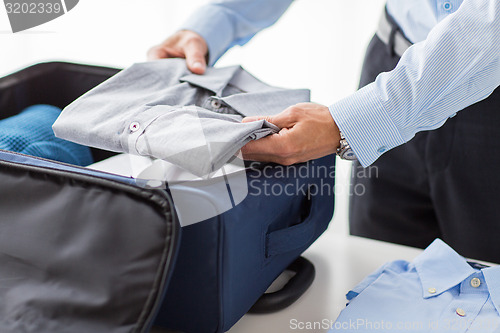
[241,103,341,165]
[147,30,208,75]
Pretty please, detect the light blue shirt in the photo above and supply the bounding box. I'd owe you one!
[330,238,500,332]
[386,0,463,43]
[181,0,500,167]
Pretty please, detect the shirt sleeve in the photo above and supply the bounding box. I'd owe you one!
[179,0,293,65]
[329,0,500,167]
[346,260,410,302]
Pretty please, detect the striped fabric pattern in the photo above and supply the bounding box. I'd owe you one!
[330,0,500,166]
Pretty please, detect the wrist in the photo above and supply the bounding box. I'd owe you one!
[336,131,357,161]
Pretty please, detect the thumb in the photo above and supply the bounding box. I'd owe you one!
[184,40,207,74]
[242,111,295,129]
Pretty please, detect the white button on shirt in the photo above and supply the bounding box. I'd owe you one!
[471,277,481,288]
[129,122,140,133]
[456,308,466,317]
[211,99,222,109]
[332,239,500,332]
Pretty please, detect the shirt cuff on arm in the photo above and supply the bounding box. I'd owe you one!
[328,84,406,167]
[180,6,235,65]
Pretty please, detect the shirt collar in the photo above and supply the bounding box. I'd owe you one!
[179,65,242,96]
[482,267,500,315]
[179,65,311,117]
[414,239,500,314]
[413,239,475,299]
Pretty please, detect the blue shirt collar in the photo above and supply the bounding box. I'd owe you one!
[413,239,500,314]
[483,267,500,315]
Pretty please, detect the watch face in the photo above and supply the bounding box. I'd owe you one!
[341,149,357,161]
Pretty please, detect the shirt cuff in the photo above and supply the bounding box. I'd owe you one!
[119,105,171,155]
[179,6,235,65]
[328,84,405,167]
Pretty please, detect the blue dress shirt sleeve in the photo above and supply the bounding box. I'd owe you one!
[179,0,293,65]
[330,0,500,167]
[346,260,411,301]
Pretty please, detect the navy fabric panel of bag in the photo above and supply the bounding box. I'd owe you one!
[156,155,334,332]
[0,62,335,333]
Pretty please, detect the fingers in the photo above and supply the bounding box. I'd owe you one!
[242,116,272,123]
[241,129,299,165]
[147,46,168,60]
[147,30,208,74]
[242,133,281,156]
[184,39,207,74]
[241,134,286,164]
[242,104,303,129]
[147,43,183,60]
[241,103,341,165]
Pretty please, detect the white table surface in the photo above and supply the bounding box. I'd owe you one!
[153,233,424,333]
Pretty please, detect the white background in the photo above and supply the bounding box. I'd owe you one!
[0,0,386,234]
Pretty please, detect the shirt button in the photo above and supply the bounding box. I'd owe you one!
[377,146,387,153]
[470,277,481,288]
[456,308,466,317]
[443,2,452,11]
[428,288,436,294]
[211,99,222,109]
[129,121,140,132]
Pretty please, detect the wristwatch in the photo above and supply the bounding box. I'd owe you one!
[336,131,357,161]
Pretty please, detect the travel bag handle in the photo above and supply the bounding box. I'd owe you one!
[265,185,319,258]
[249,256,315,313]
